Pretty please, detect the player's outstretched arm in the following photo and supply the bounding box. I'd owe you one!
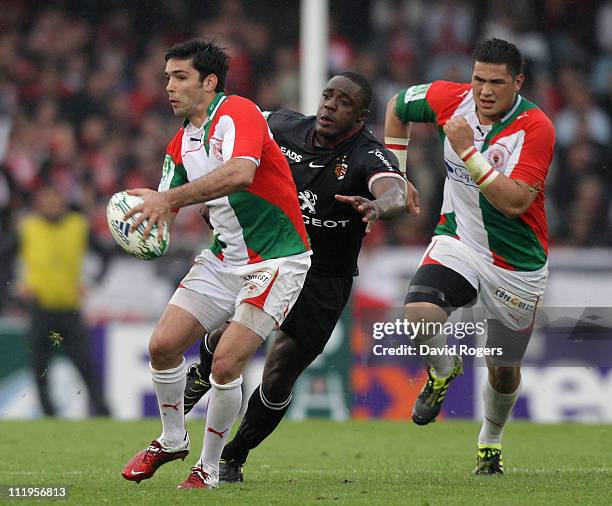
[335,177,408,233]
[125,158,256,237]
[403,181,420,217]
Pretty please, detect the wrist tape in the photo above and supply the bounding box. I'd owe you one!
[385,137,410,174]
[460,146,499,189]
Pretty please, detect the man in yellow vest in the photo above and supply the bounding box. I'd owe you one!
[16,185,109,416]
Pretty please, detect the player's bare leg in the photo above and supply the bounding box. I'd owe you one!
[122,304,206,483]
[475,319,529,475]
[179,306,269,489]
[407,302,464,425]
[218,331,319,482]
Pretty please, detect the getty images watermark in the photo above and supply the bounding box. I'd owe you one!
[371,318,502,358]
[360,307,612,367]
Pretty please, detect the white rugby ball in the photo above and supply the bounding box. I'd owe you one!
[106,191,170,260]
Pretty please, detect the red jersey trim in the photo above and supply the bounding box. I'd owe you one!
[242,268,279,309]
[166,128,184,165]
[426,81,472,126]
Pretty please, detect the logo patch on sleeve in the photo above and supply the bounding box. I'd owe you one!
[404,84,431,103]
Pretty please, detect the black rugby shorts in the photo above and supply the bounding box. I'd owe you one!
[280,271,353,356]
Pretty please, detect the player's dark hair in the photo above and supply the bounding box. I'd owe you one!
[165,39,230,92]
[472,38,524,77]
[336,71,372,111]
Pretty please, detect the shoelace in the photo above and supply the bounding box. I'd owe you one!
[187,467,210,485]
[142,441,163,463]
[420,381,435,401]
[479,448,501,459]
[479,448,502,470]
[421,373,448,405]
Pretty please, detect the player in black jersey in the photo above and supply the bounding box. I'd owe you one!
[184,72,419,481]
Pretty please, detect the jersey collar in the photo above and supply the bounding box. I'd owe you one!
[479,94,525,152]
[309,122,365,151]
[183,93,227,154]
[474,93,522,127]
[182,92,227,129]
[500,94,522,123]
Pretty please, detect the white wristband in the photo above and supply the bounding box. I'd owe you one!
[385,137,410,174]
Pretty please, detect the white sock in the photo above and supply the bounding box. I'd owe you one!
[420,333,452,377]
[150,358,187,448]
[200,374,243,473]
[478,379,522,445]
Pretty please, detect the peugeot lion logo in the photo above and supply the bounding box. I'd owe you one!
[298,190,318,214]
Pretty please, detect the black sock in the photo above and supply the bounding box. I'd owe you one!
[222,385,291,465]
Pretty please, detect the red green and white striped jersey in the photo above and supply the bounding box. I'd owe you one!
[395,81,555,271]
[159,93,310,265]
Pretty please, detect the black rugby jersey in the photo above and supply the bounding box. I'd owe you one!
[267,109,404,276]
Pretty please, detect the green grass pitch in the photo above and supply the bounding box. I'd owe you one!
[1,419,610,505]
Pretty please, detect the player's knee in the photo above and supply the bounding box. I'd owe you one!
[489,366,520,393]
[262,348,297,392]
[148,336,179,366]
[405,302,448,343]
[261,365,294,401]
[211,355,241,385]
[261,337,310,400]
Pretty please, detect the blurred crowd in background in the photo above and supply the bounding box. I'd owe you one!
[0,0,610,295]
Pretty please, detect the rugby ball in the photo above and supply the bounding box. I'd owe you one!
[106,191,170,260]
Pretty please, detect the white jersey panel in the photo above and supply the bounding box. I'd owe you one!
[178,101,252,265]
[439,96,526,263]
[442,108,490,262]
[217,115,237,162]
[181,123,219,179]
[207,196,250,264]
[492,130,525,177]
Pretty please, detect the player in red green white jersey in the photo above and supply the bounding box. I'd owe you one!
[385,38,555,474]
[158,94,310,265]
[121,39,311,490]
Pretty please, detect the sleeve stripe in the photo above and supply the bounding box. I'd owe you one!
[367,172,407,193]
[386,143,408,151]
[234,155,260,167]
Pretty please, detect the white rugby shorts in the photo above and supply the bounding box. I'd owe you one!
[420,235,547,331]
[169,249,311,338]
